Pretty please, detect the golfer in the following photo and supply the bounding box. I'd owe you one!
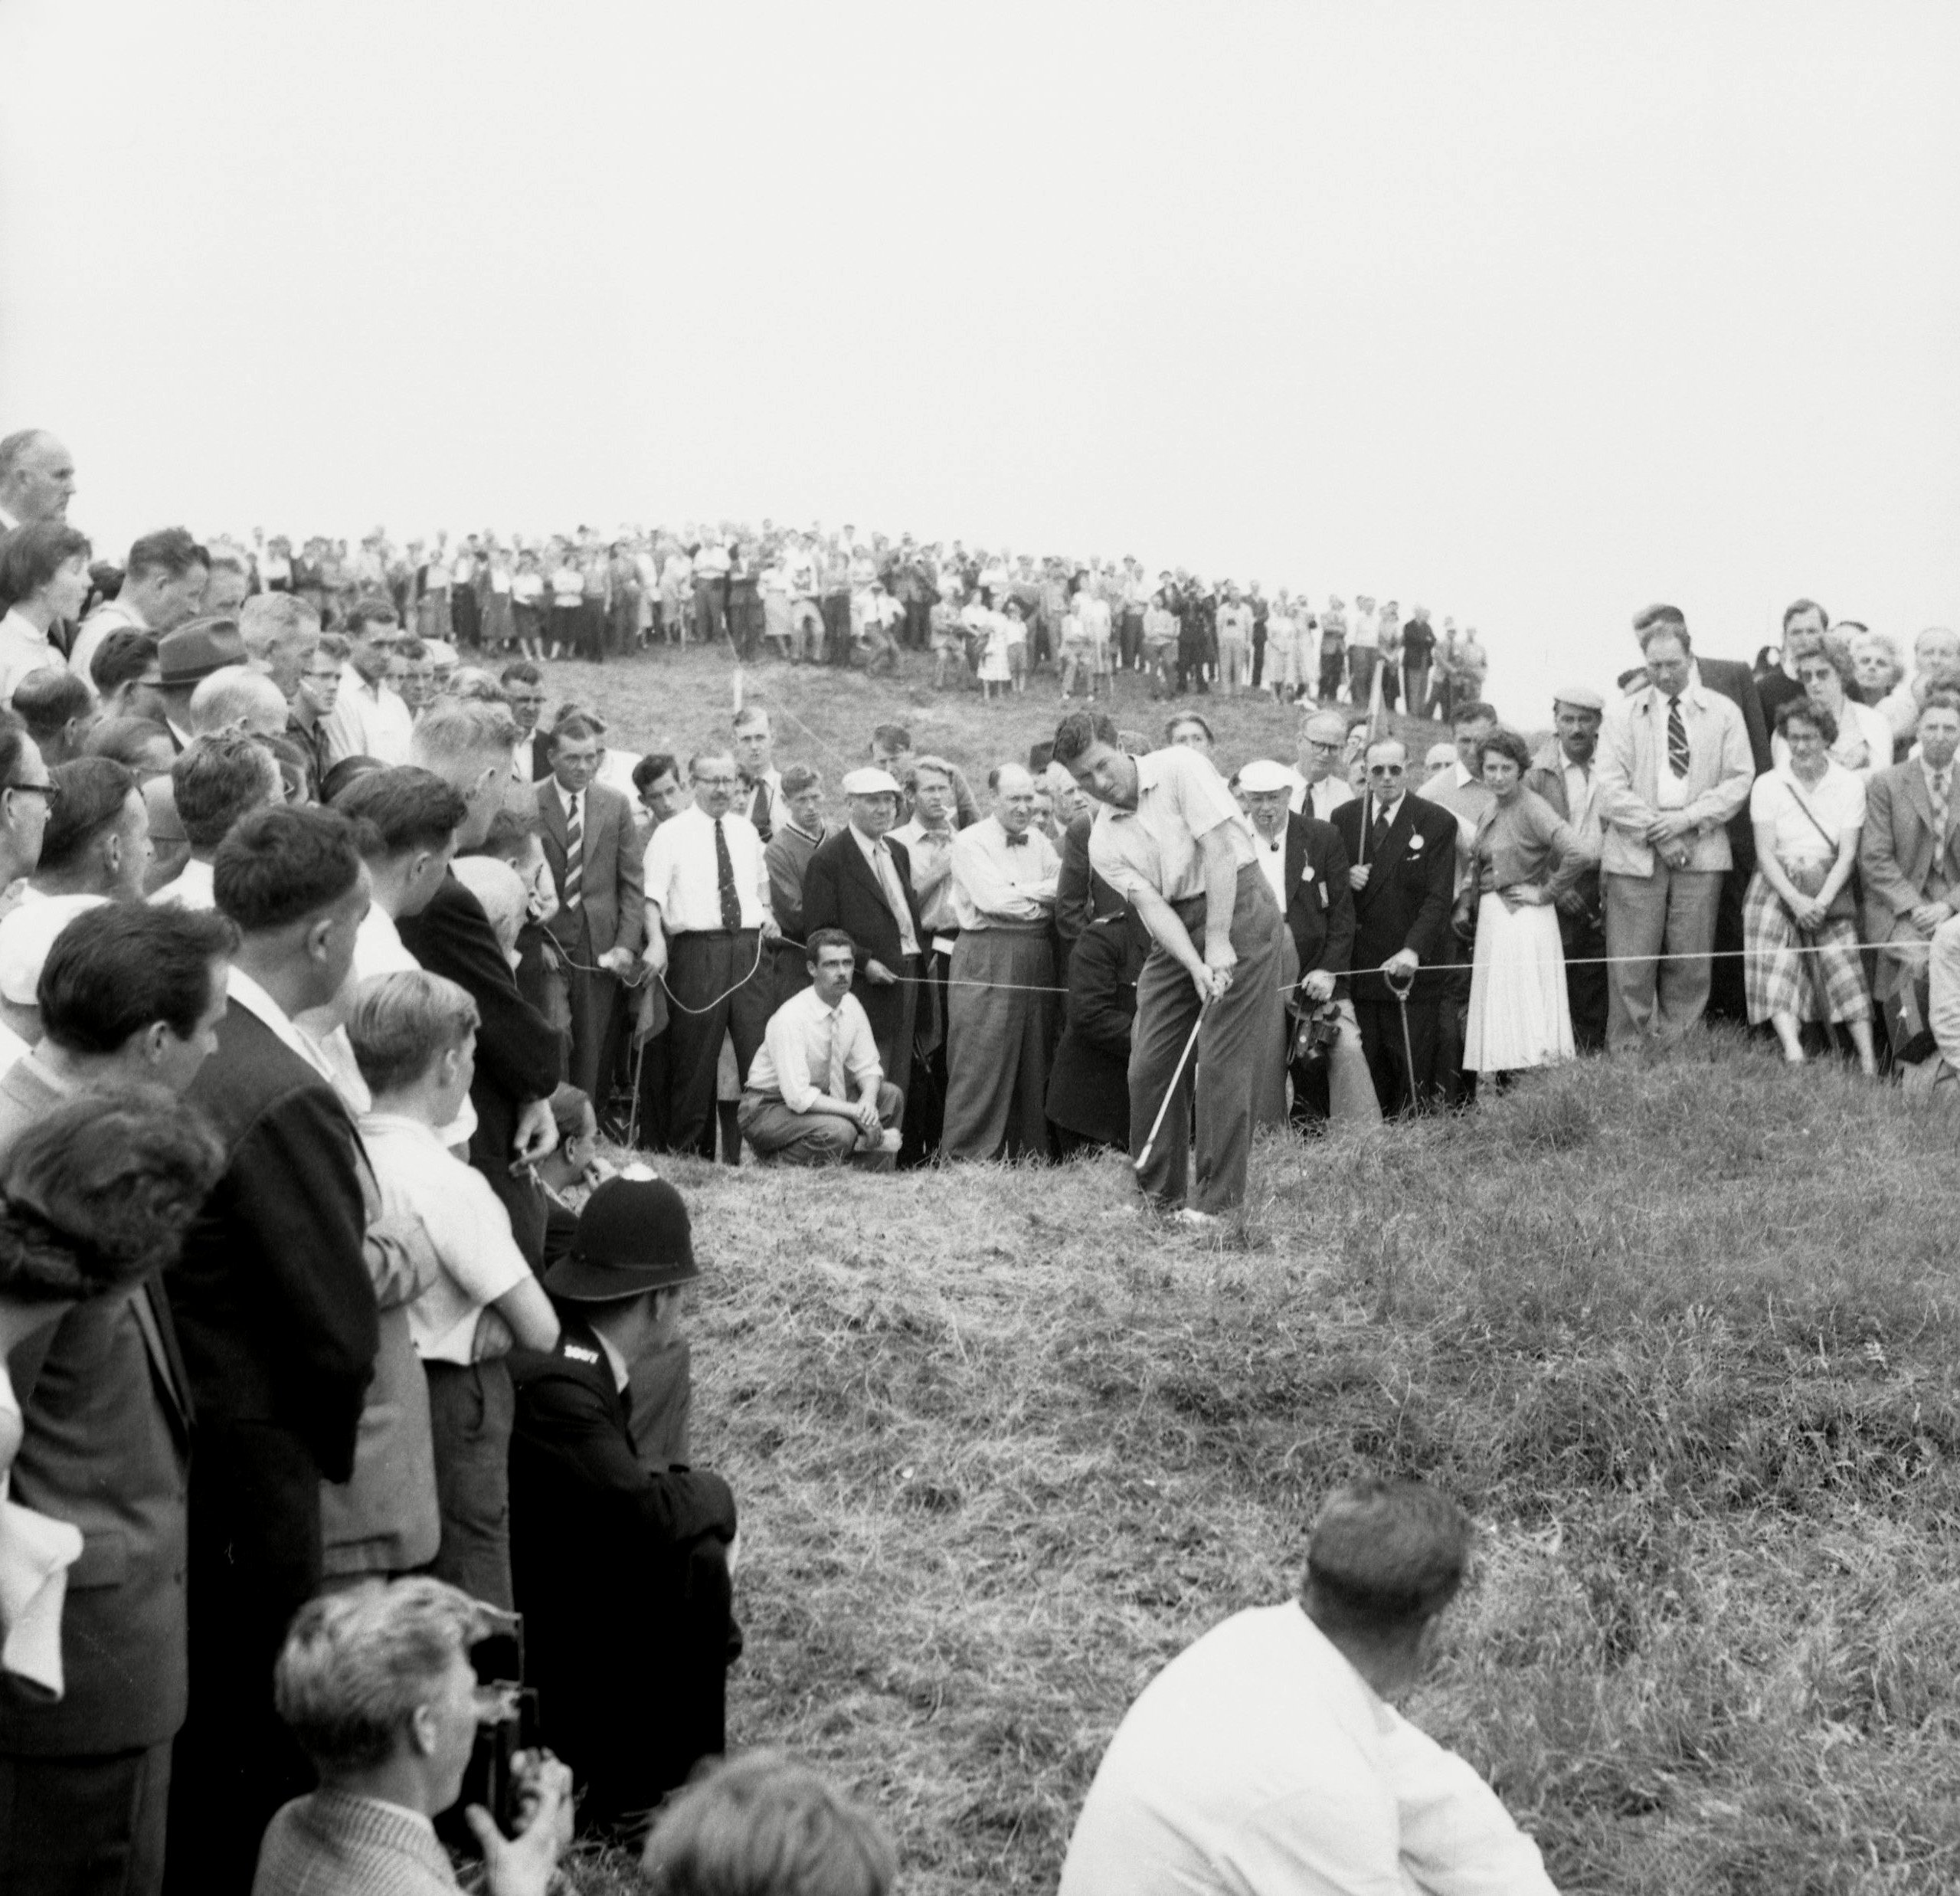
[1053,711,1285,1225]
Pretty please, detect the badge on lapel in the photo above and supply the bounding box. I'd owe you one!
[1302,863,1315,882]
[1408,833,1425,854]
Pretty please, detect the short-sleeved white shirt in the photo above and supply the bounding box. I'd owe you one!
[1749,761,1866,866]
[1088,747,1257,903]
[361,1113,532,1365]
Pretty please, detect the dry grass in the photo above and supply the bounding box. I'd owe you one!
[537,648,1960,1892]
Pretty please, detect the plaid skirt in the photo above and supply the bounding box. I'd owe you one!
[1742,869,1870,1023]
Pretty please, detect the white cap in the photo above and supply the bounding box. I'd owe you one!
[841,768,901,797]
[1237,759,1295,794]
[0,894,111,1006]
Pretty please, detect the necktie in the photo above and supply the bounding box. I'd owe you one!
[1372,802,1392,853]
[713,817,741,929]
[562,794,583,911]
[1932,770,1951,843]
[826,1010,848,1102]
[1005,832,1029,848]
[1667,696,1690,779]
[747,779,773,844]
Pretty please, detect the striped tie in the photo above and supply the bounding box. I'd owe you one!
[1666,695,1690,781]
[562,794,583,910]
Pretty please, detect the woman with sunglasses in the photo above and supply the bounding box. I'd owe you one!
[1773,628,1893,777]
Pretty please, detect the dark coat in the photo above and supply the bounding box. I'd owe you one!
[507,1307,737,1823]
[1331,791,1460,1002]
[398,870,561,1262]
[800,826,928,1058]
[1698,655,1772,872]
[1278,810,1356,993]
[0,1198,193,1757]
[1045,909,1148,1145]
[169,1008,376,1482]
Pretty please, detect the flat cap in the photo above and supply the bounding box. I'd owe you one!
[841,767,901,797]
[1551,683,1605,711]
[1237,758,1295,794]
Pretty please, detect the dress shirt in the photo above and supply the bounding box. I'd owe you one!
[950,817,1059,930]
[1290,774,1357,821]
[849,825,921,955]
[1059,1602,1556,1896]
[0,608,61,701]
[694,544,731,578]
[891,817,957,935]
[548,565,584,607]
[354,904,418,979]
[1255,828,1288,907]
[594,1324,630,1394]
[1563,758,1597,832]
[360,1113,532,1365]
[746,983,882,1114]
[1348,607,1379,650]
[149,856,215,910]
[226,964,340,1086]
[1089,747,1257,904]
[1216,601,1255,646]
[642,803,770,933]
[1749,762,1866,867]
[321,666,414,767]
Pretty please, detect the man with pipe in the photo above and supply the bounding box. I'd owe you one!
[1053,710,1284,1226]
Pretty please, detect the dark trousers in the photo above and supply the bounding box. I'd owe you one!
[452,584,482,647]
[1562,907,1609,1053]
[899,943,953,1167]
[660,931,771,1158]
[633,1028,673,1151]
[692,577,728,643]
[820,594,851,665]
[165,1423,321,1896]
[0,1742,172,1896]
[545,918,627,1104]
[549,603,583,652]
[1354,992,1448,1115]
[425,1360,516,1612]
[1119,608,1144,669]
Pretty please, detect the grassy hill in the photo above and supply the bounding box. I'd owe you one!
[535,648,1959,1893]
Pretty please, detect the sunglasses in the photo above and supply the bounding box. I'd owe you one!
[1366,765,1405,778]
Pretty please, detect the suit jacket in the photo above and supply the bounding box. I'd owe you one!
[1595,683,1755,877]
[1330,792,1460,1003]
[1697,657,1773,777]
[0,1059,194,1755]
[1045,909,1147,1144]
[169,1007,377,1483]
[537,778,644,959]
[800,826,928,1056]
[398,872,561,1261]
[1278,810,1356,991]
[1860,759,1960,942]
[252,1788,458,1896]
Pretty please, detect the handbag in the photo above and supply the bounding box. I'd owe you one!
[1778,776,1858,922]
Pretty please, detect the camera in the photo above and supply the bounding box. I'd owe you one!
[437,1609,542,1850]
[1292,1000,1343,1067]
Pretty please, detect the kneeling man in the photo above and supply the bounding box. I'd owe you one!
[1060,1479,1558,1896]
[737,927,903,1167]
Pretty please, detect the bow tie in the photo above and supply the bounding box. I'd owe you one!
[1005,832,1029,847]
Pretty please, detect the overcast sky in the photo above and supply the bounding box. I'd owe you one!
[4,0,1956,711]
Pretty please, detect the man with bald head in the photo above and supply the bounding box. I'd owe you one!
[1291,709,1359,824]
[1878,625,1960,748]
[0,428,76,532]
[941,764,1062,1161]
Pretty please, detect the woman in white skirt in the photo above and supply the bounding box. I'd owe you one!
[1461,728,1597,1079]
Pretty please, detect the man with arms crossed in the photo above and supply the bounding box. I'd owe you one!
[1053,709,1284,1226]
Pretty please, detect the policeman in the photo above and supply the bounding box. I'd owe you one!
[506,1170,739,1835]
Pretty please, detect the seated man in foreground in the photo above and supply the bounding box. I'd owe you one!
[737,926,903,1168]
[1059,1478,1559,1895]
[254,1578,571,1896]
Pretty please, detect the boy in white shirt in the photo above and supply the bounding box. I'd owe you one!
[348,971,560,1610]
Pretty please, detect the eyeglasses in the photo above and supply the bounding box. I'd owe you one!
[1366,765,1405,778]
[2,781,58,803]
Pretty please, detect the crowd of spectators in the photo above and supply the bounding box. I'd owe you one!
[2,418,1953,1894]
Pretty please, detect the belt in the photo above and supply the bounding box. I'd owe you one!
[676,927,757,939]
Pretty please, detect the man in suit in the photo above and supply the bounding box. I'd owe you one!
[732,704,787,840]
[0,904,231,1896]
[401,698,564,1265]
[800,767,930,1117]
[161,806,384,1896]
[508,1175,738,1835]
[1689,643,1772,1023]
[1239,760,1377,1129]
[640,749,780,1162]
[498,661,552,786]
[1595,610,1755,1051]
[1523,686,1611,1052]
[1330,739,1461,1115]
[536,712,643,1102]
[1860,690,1960,1057]
[1289,708,1358,824]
